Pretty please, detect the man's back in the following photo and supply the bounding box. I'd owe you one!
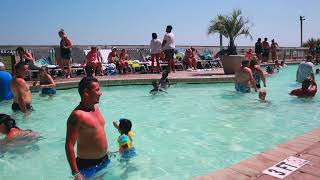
[235,67,251,84]
[297,62,314,83]
[163,32,175,50]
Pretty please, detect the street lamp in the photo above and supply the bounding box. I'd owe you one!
[300,16,306,47]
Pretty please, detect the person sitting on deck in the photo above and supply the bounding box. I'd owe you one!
[107,47,119,65]
[83,47,103,76]
[33,66,56,96]
[183,48,197,70]
[118,49,130,74]
[235,60,257,93]
[0,114,39,143]
[290,77,317,97]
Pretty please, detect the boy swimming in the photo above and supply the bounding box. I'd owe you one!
[113,119,136,158]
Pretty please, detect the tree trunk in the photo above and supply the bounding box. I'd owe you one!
[219,33,223,50]
[228,38,237,55]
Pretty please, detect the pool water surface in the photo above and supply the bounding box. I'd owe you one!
[0,65,319,180]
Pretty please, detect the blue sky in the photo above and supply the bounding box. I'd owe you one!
[1,0,319,47]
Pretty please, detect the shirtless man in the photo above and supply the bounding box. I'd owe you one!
[10,62,32,113]
[235,60,258,93]
[65,76,108,180]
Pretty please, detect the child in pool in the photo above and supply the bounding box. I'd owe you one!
[150,81,167,95]
[113,118,136,158]
[259,89,267,103]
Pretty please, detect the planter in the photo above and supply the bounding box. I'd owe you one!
[221,55,245,74]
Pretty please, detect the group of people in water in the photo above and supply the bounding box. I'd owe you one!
[0,25,319,179]
[235,54,318,102]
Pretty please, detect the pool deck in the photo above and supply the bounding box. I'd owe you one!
[27,68,235,89]
[191,128,320,180]
[26,61,301,89]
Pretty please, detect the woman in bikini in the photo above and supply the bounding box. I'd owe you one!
[58,29,73,79]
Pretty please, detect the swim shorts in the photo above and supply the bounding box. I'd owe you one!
[12,102,33,112]
[163,49,175,60]
[41,88,56,95]
[235,83,251,93]
[76,154,109,171]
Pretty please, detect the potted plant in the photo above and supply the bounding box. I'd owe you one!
[208,9,252,74]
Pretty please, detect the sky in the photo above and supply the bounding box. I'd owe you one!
[0,0,319,47]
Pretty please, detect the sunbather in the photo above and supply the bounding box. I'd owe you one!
[119,49,129,74]
[84,47,103,76]
[107,47,119,65]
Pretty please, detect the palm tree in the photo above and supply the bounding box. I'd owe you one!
[302,38,320,47]
[208,9,252,55]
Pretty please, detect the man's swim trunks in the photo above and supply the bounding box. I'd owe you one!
[235,83,251,93]
[41,88,56,95]
[11,102,33,112]
[76,154,109,171]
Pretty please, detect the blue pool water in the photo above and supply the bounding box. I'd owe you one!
[0,65,319,180]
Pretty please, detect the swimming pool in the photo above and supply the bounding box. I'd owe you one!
[0,65,319,180]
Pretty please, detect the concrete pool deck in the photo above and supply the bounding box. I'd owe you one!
[27,68,235,89]
[192,128,320,180]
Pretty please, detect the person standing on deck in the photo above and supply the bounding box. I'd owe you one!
[162,25,176,73]
[262,38,270,63]
[255,38,263,62]
[150,33,162,73]
[270,39,279,63]
[58,29,73,79]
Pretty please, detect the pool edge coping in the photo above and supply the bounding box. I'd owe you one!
[191,128,320,180]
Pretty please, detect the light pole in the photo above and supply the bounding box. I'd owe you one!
[300,16,305,47]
